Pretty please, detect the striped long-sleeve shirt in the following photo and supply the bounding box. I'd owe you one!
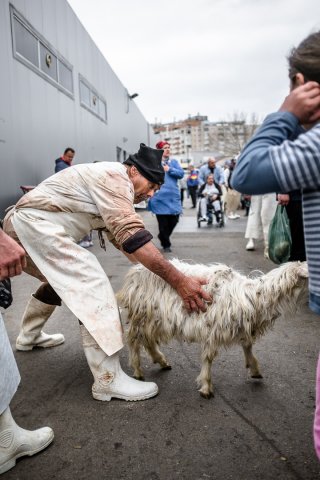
[232,111,320,315]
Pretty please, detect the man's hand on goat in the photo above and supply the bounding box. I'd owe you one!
[176,276,212,313]
[129,241,212,313]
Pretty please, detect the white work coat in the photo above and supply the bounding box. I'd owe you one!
[6,163,147,356]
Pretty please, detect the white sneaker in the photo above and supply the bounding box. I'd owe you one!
[246,239,255,251]
[233,213,240,219]
[199,217,208,222]
[228,214,236,219]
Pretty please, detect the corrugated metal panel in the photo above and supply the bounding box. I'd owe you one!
[0,0,156,216]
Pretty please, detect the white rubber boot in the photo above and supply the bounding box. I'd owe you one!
[16,296,65,351]
[80,325,158,402]
[0,407,53,474]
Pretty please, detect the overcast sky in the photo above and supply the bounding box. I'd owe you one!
[67,0,320,124]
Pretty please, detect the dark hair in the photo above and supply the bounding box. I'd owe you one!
[288,31,320,83]
[64,147,75,155]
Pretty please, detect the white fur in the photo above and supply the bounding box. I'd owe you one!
[117,260,308,398]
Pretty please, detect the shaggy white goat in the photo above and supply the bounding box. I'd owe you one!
[117,260,308,398]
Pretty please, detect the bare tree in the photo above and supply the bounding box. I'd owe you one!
[207,112,261,158]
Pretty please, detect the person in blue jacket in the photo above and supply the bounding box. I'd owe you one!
[54,147,75,173]
[186,164,199,208]
[198,157,225,186]
[148,141,184,252]
[231,30,320,459]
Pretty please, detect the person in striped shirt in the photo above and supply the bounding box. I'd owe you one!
[231,30,320,461]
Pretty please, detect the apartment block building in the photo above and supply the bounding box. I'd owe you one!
[153,114,259,164]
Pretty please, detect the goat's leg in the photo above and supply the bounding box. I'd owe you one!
[145,339,172,371]
[241,341,263,378]
[127,330,145,380]
[197,347,217,399]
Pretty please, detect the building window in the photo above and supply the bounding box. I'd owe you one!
[80,81,90,107]
[11,6,74,97]
[13,16,38,67]
[79,75,107,123]
[58,61,73,93]
[98,98,107,120]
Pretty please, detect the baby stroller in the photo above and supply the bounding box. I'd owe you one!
[197,192,224,228]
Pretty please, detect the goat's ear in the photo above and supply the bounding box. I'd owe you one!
[297,261,309,278]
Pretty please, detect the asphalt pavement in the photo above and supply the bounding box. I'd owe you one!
[3,199,320,480]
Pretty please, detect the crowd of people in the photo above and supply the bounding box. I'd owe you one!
[1,29,320,475]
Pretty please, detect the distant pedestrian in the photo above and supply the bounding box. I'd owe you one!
[186,164,199,208]
[54,147,93,248]
[277,190,306,261]
[245,193,277,258]
[198,174,223,227]
[198,157,225,187]
[54,147,75,173]
[225,159,241,219]
[242,194,251,216]
[179,173,188,207]
[148,141,184,253]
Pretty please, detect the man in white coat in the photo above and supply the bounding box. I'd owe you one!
[4,144,211,403]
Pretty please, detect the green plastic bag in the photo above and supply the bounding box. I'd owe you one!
[268,205,292,264]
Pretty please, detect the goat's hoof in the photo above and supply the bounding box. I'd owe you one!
[251,374,263,379]
[133,375,145,381]
[161,365,172,370]
[199,391,214,399]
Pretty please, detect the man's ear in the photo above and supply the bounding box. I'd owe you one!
[295,73,305,86]
[129,165,138,177]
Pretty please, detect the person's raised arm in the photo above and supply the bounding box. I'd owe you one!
[232,83,320,195]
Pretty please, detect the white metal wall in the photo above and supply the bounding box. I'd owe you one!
[0,0,156,216]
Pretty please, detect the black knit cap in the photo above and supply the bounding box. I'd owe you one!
[124,143,165,185]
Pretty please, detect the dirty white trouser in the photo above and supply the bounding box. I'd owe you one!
[0,313,20,414]
[12,209,123,356]
[245,194,277,243]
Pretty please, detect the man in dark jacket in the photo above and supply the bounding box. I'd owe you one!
[54,147,75,173]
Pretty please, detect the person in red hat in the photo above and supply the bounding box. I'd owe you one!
[148,141,184,253]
